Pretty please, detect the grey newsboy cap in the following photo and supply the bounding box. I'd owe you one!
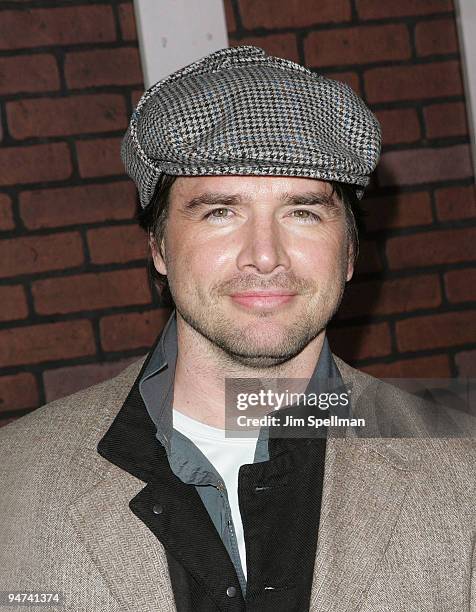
[121,45,381,208]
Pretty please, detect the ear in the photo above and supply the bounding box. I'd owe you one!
[149,233,167,275]
[346,241,355,282]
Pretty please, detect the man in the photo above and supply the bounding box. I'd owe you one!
[0,46,475,612]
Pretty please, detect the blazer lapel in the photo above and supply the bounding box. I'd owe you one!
[64,345,178,612]
[309,357,422,611]
[309,434,418,611]
[66,463,177,612]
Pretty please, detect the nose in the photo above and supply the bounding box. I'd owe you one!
[236,213,291,274]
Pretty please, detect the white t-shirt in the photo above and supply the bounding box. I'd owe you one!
[172,408,259,579]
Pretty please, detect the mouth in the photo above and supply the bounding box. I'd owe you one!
[229,290,298,309]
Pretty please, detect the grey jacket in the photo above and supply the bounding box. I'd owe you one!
[0,355,475,612]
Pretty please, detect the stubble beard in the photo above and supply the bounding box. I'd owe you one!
[171,274,348,369]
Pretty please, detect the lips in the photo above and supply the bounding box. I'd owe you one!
[229,290,297,308]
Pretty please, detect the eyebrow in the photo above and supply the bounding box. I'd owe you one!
[183,193,244,211]
[182,190,340,212]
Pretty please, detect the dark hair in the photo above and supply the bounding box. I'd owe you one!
[330,181,364,263]
[136,174,364,302]
[136,174,178,306]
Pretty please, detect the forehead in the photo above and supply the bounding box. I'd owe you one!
[169,175,335,203]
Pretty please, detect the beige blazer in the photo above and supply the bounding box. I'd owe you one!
[0,356,475,612]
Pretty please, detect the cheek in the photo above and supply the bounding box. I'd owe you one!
[170,237,232,282]
[291,232,348,277]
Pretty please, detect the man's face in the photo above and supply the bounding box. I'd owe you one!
[151,175,354,368]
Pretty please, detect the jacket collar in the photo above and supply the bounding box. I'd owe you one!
[96,331,164,483]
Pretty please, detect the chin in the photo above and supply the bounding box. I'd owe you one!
[220,326,312,365]
[220,337,302,367]
[235,318,295,340]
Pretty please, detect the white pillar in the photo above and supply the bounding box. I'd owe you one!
[455,0,476,177]
[132,0,229,87]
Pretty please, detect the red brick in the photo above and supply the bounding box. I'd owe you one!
[0,232,83,278]
[100,308,171,352]
[357,0,452,19]
[378,145,472,187]
[0,143,72,186]
[0,373,39,413]
[0,6,116,50]
[445,268,476,303]
[396,311,476,352]
[65,48,143,89]
[353,239,383,275]
[375,108,420,146]
[327,322,392,361]
[435,185,476,221]
[0,54,59,95]
[338,275,441,318]
[0,320,95,368]
[364,191,433,232]
[0,194,15,230]
[76,137,124,178]
[223,0,236,33]
[365,61,462,103]
[387,227,476,270]
[238,0,351,28]
[0,285,28,321]
[87,225,147,264]
[20,182,136,229]
[325,71,360,94]
[7,94,127,140]
[455,350,476,376]
[424,102,468,138]
[361,355,450,378]
[32,269,151,315]
[305,24,410,67]
[415,18,457,57]
[230,34,299,62]
[43,357,139,402]
[118,3,137,40]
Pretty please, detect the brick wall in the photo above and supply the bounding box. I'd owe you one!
[0,0,161,425]
[1,0,475,425]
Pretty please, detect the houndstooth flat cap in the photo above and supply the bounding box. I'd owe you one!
[121,45,381,208]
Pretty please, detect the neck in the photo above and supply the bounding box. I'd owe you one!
[172,311,326,428]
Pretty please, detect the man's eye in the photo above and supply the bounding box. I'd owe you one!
[204,208,234,222]
[290,209,321,223]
